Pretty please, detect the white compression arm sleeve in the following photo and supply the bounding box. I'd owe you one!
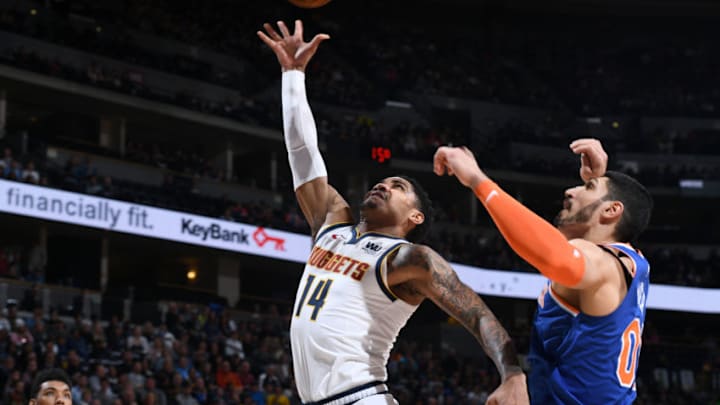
[282,70,328,190]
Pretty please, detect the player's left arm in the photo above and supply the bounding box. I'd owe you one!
[390,244,526,388]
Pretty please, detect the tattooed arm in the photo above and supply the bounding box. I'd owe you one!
[388,244,525,383]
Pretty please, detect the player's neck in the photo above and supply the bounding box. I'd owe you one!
[563,225,617,245]
[357,218,406,239]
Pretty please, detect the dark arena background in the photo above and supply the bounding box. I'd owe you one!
[0,0,719,403]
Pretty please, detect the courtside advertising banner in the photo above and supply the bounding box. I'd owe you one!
[1,179,718,313]
[0,179,309,262]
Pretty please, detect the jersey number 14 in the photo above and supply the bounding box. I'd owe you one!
[295,274,334,321]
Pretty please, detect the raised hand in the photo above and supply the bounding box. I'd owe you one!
[257,20,330,72]
[433,146,487,189]
[570,138,608,182]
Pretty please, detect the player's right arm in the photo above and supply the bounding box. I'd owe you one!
[258,20,352,238]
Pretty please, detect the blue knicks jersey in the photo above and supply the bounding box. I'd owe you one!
[528,243,650,405]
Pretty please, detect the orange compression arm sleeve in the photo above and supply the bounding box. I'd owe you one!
[474,180,585,287]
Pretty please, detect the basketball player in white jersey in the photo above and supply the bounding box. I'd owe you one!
[258,20,528,405]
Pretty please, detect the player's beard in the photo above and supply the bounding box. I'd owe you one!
[361,198,378,210]
[361,193,386,210]
[554,198,604,228]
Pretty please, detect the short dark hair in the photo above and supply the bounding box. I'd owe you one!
[30,368,72,399]
[604,170,653,242]
[398,175,434,243]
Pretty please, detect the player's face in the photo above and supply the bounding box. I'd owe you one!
[31,380,72,405]
[361,177,421,221]
[555,177,610,229]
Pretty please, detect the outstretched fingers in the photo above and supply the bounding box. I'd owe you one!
[277,20,291,38]
[308,33,331,50]
[257,30,275,48]
[294,19,304,39]
[262,22,283,41]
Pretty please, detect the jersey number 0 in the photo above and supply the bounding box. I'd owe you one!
[616,318,642,387]
[295,274,334,321]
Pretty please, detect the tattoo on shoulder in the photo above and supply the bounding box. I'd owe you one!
[391,244,436,273]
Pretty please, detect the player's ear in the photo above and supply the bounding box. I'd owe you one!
[601,200,623,223]
[409,209,425,226]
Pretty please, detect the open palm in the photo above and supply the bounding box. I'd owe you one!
[257,20,330,71]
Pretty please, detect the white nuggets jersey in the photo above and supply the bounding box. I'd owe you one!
[290,223,418,403]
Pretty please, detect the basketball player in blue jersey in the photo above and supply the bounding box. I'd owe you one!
[258,20,528,405]
[434,142,653,404]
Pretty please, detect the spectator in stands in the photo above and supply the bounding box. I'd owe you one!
[71,374,89,404]
[22,161,40,184]
[6,160,22,181]
[127,326,150,356]
[236,360,255,388]
[85,176,103,195]
[175,381,198,405]
[5,299,18,328]
[0,356,13,396]
[101,176,115,198]
[27,241,47,283]
[224,330,244,359]
[127,362,146,390]
[190,378,207,404]
[10,318,33,348]
[21,284,42,312]
[65,351,85,376]
[0,147,12,173]
[266,381,290,405]
[119,383,139,405]
[87,365,105,395]
[7,378,26,405]
[95,378,116,404]
[215,360,241,390]
[137,377,167,405]
[175,357,192,382]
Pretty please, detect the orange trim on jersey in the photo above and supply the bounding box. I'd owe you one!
[548,286,580,316]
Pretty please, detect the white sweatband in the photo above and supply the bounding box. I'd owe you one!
[282,70,328,190]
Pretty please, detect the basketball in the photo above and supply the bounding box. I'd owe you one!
[288,0,332,8]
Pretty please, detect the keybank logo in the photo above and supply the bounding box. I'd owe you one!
[181,218,249,244]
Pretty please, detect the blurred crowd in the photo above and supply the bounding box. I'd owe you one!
[2,2,720,117]
[0,146,44,185]
[0,294,716,405]
[0,45,276,128]
[124,142,225,182]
